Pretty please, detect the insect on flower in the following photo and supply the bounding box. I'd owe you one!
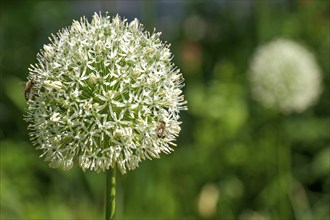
[24,79,36,101]
[156,121,166,138]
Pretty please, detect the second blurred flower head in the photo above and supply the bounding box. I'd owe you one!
[248,38,322,114]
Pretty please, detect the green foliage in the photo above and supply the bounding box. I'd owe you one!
[1,1,329,219]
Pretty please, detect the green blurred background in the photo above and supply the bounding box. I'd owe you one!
[0,0,329,219]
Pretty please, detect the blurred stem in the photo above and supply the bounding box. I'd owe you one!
[105,165,116,220]
[276,115,292,219]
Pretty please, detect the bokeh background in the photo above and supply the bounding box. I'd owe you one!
[0,0,329,219]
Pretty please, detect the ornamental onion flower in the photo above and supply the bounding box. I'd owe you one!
[248,38,322,114]
[24,12,187,174]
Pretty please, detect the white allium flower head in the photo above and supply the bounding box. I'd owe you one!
[25,12,187,174]
[248,38,322,114]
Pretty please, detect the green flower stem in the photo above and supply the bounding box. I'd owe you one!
[105,165,116,220]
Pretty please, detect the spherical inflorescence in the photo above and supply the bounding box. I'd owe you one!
[25,13,187,174]
[248,38,322,114]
